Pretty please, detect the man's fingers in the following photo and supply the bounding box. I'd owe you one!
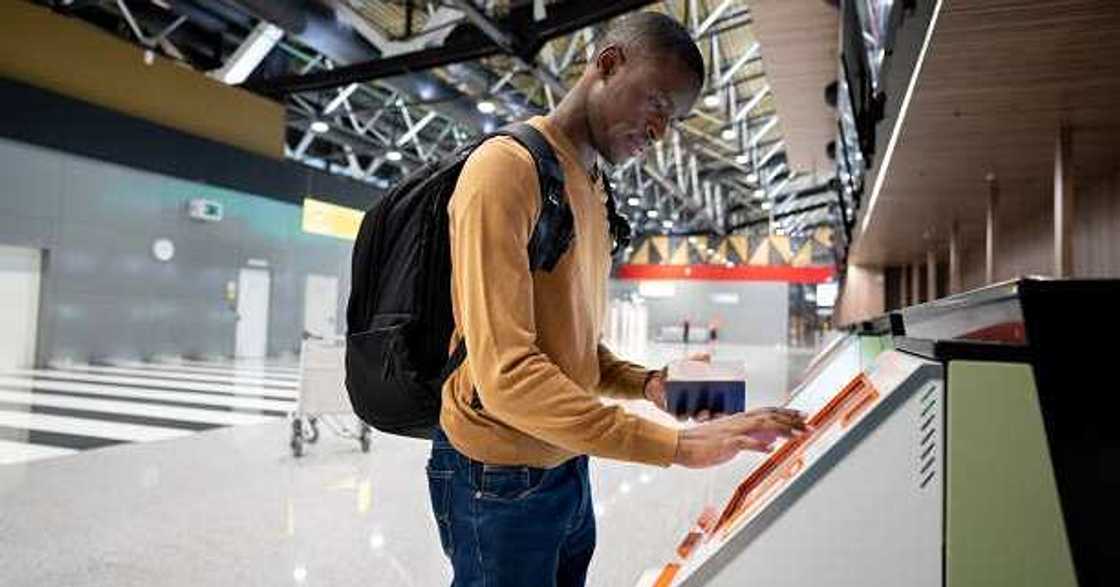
[688,352,712,362]
[749,408,811,431]
[733,436,772,453]
[760,415,809,436]
[752,407,809,420]
[769,412,810,431]
[694,409,712,422]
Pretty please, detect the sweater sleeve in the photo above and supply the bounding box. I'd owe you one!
[596,343,655,400]
[449,139,678,466]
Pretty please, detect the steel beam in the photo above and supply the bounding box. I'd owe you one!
[397,111,438,146]
[749,117,779,148]
[757,140,785,169]
[695,0,736,38]
[733,84,770,122]
[256,0,658,94]
[726,201,834,231]
[718,43,760,86]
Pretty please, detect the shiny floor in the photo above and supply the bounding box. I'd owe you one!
[0,343,814,587]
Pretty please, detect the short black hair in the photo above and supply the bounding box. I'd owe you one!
[597,12,705,88]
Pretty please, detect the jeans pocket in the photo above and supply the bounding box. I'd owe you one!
[426,466,454,556]
[479,465,545,502]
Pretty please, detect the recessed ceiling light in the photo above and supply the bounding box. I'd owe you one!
[662,220,674,229]
[721,128,736,141]
[762,200,773,210]
[753,188,766,199]
[627,197,641,206]
[310,120,329,134]
[646,210,659,218]
[746,173,759,183]
[477,100,497,114]
[735,154,751,165]
[386,150,403,162]
[703,93,721,109]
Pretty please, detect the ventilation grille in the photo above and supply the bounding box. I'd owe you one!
[917,383,939,490]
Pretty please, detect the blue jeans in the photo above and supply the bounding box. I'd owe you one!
[427,428,596,587]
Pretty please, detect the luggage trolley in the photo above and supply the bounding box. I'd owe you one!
[290,334,372,457]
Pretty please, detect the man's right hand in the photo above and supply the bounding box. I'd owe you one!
[673,407,810,469]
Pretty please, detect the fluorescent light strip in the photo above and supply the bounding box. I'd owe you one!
[859,0,945,237]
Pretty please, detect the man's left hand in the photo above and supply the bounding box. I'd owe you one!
[644,352,713,421]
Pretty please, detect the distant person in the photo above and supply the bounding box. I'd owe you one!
[431,12,808,586]
[683,318,691,344]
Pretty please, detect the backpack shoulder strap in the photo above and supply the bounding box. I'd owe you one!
[497,123,566,198]
[436,123,572,385]
[495,123,574,272]
[600,175,632,255]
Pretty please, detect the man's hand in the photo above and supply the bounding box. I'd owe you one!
[644,353,716,420]
[673,407,810,469]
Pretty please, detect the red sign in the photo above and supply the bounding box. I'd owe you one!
[616,264,834,284]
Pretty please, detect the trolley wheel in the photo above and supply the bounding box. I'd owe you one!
[359,425,371,453]
[307,416,320,444]
[291,418,305,458]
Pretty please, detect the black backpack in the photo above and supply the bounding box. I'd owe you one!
[345,123,630,439]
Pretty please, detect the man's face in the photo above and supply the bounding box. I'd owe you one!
[587,45,701,165]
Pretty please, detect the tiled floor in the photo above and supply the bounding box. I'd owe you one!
[0,359,298,465]
[0,343,816,586]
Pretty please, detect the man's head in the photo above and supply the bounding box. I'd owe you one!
[583,12,704,164]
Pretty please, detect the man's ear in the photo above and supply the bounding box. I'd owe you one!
[595,45,625,80]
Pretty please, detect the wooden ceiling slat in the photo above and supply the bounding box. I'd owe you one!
[852,0,1120,267]
[744,0,839,174]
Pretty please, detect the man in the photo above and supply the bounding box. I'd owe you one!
[429,12,808,586]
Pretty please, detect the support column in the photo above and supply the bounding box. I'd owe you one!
[900,265,909,308]
[927,249,938,301]
[949,220,962,294]
[986,174,999,284]
[911,261,921,305]
[1054,125,1075,277]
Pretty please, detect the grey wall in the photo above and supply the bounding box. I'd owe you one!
[608,279,790,346]
[0,138,353,364]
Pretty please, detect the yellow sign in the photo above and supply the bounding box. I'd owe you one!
[302,197,364,240]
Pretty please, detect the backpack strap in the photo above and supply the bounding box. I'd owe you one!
[601,176,632,256]
[498,123,574,272]
[437,123,641,387]
[437,337,468,386]
[435,123,572,387]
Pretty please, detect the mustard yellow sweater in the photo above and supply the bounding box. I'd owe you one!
[440,116,679,468]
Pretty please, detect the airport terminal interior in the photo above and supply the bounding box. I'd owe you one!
[1,1,1118,585]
